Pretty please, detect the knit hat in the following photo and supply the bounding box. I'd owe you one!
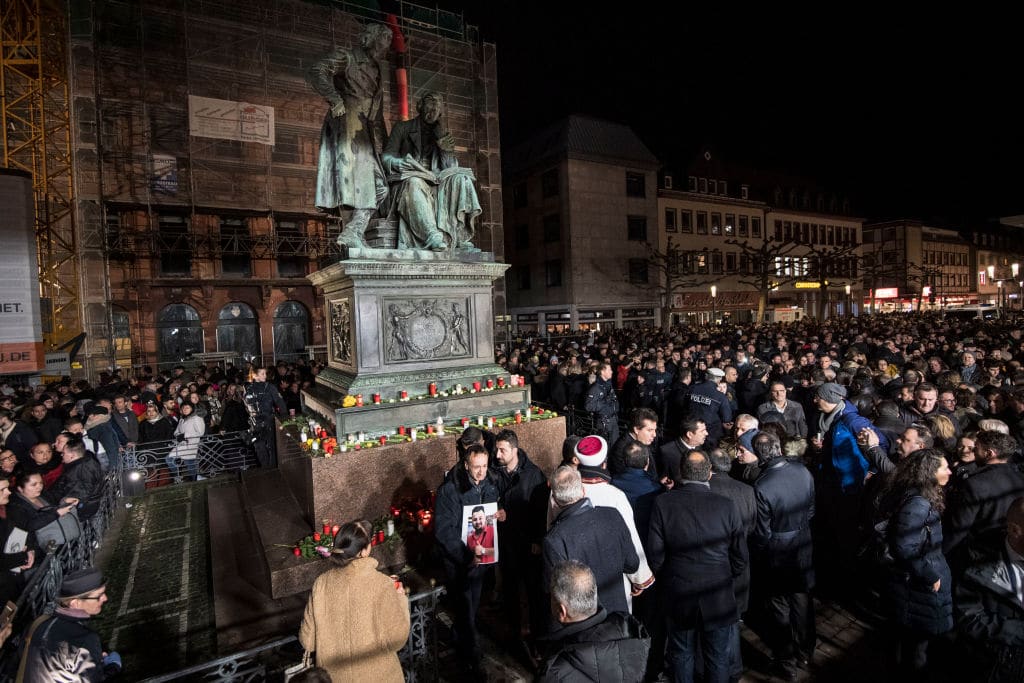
[60,567,105,598]
[574,435,608,467]
[816,382,847,404]
[738,429,759,455]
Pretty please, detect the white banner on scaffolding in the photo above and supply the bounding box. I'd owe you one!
[188,95,275,145]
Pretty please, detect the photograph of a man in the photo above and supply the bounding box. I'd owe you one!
[463,502,499,564]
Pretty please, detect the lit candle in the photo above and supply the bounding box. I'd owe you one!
[398,425,406,436]
[487,417,494,429]
[323,523,331,536]
[411,428,418,442]
[473,381,481,392]
[355,394,364,406]
[358,431,366,442]
[486,379,494,389]
[428,382,437,397]
[387,519,395,536]
[461,417,469,427]
[455,383,463,394]
[515,410,522,424]
[477,415,484,426]
[373,393,381,404]
[340,443,348,453]
[379,435,387,445]
[400,390,408,400]
[427,425,434,435]
[497,377,505,387]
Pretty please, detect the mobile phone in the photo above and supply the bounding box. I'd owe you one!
[0,601,16,631]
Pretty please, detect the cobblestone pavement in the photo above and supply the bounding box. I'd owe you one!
[92,482,962,681]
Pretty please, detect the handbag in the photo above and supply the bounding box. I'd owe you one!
[35,505,82,547]
[283,651,313,681]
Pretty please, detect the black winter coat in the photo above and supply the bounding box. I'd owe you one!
[543,499,639,616]
[752,458,816,592]
[493,450,548,553]
[648,482,747,630]
[138,416,175,444]
[709,472,756,613]
[49,455,105,520]
[883,492,953,635]
[943,462,1024,565]
[956,543,1024,683]
[22,608,110,682]
[435,466,499,579]
[538,608,650,683]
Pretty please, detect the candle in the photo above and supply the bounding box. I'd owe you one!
[379,435,387,445]
[436,416,444,430]
[376,530,385,544]
[373,393,381,404]
[455,383,462,394]
[400,390,408,400]
[323,523,331,536]
[525,407,531,422]
[515,410,522,424]
[387,519,395,536]
[461,417,469,427]
[411,428,418,442]
[358,431,366,442]
[428,382,437,396]
[347,433,355,443]
[486,379,494,389]
[398,425,406,436]
[487,417,494,429]
[477,415,484,426]
[497,377,505,387]
[340,443,348,453]
[332,524,341,535]
[355,394,364,406]
[293,547,301,557]
[300,429,308,442]
[473,381,481,391]
[427,425,434,435]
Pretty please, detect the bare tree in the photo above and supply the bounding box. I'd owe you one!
[802,242,861,318]
[723,236,803,321]
[647,236,713,327]
[906,262,944,312]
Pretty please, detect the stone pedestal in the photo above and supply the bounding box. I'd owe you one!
[306,249,528,435]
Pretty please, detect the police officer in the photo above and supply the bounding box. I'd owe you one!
[686,366,733,449]
[585,362,620,445]
[245,366,287,468]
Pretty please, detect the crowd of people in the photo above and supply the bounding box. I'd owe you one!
[430,311,1024,682]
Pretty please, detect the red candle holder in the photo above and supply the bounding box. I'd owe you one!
[322,523,331,536]
[515,411,522,424]
[355,394,364,406]
[427,425,434,435]
[400,390,408,400]
[428,382,437,397]
[398,425,406,436]
[332,524,341,535]
[376,530,385,544]
[391,506,401,518]
[372,393,381,404]
[461,417,469,427]
[472,381,481,391]
[379,435,387,445]
[486,379,494,389]
[497,377,505,387]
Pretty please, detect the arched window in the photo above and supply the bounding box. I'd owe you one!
[273,301,309,361]
[217,303,260,361]
[157,304,203,364]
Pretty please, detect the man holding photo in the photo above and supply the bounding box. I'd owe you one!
[466,505,496,564]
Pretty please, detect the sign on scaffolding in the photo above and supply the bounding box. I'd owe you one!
[0,170,45,375]
[188,95,275,145]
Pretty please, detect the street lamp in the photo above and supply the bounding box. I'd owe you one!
[1013,263,1021,311]
[845,284,852,316]
[987,265,996,306]
[710,285,717,324]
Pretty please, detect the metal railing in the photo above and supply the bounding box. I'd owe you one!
[120,432,259,486]
[0,471,123,680]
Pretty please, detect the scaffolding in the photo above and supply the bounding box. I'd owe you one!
[0,0,80,350]
[8,0,503,376]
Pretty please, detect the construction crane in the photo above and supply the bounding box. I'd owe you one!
[1,0,81,353]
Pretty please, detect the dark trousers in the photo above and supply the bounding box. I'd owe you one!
[451,565,489,664]
[500,546,545,639]
[633,586,667,680]
[252,426,277,468]
[666,614,732,683]
[890,627,930,681]
[765,591,815,663]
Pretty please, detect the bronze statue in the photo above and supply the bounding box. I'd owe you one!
[382,92,482,251]
[308,23,392,248]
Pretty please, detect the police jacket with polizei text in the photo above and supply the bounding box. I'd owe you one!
[686,380,732,438]
[246,381,287,420]
[585,377,619,420]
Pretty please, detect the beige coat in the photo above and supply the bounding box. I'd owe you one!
[299,556,410,682]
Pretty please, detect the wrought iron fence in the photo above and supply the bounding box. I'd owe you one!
[120,432,259,486]
[0,471,123,681]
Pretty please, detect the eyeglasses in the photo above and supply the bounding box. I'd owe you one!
[77,591,106,601]
[0,455,16,462]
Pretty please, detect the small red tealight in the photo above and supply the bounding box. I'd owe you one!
[461,417,469,427]
[398,425,406,436]
[377,530,385,543]
[379,435,387,445]
[486,379,494,389]
[473,381,481,391]
[428,382,437,396]
[355,394,364,406]
[427,425,434,435]
[497,377,505,387]
[400,390,408,399]
[373,393,381,404]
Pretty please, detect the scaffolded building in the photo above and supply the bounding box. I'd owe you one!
[2,0,502,376]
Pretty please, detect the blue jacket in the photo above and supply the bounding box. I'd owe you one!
[612,468,662,551]
[821,400,889,494]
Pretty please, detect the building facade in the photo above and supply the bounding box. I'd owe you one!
[504,116,660,334]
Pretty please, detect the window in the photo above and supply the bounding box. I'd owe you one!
[738,215,748,237]
[628,216,648,241]
[626,172,646,198]
[543,214,561,242]
[515,224,529,250]
[774,220,782,241]
[664,175,674,189]
[273,301,310,361]
[751,217,761,237]
[725,214,735,236]
[711,213,722,235]
[740,184,749,200]
[811,224,819,244]
[276,221,307,277]
[801,223,809,243]
[516,265,531,290]
[712,251,723,274]
[628,258,649,284]
[709,179,718,195]
[157,304,203,363]
[696,252,708,273]
[726,252,737,272]
[827,225,835,246]
[220,218,251,276]
[217,302,260,361]
[783,221,792,241]
[720,181,727,196]
[665,208,677,232]
[699,177,709,194]
[545,259,562,287]
[541,168,559,198]
[681,210,693,233]
[513,182,527,209]
[696,212,708,234]
[158,215,191,275]
[688,176,698,192]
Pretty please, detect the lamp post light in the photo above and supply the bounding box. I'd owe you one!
[987,265,996,306]
[845,284,852,317]
[710,285,717,325]
[1013,263,1021,311]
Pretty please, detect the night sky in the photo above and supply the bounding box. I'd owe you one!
[445,4,1021,223]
